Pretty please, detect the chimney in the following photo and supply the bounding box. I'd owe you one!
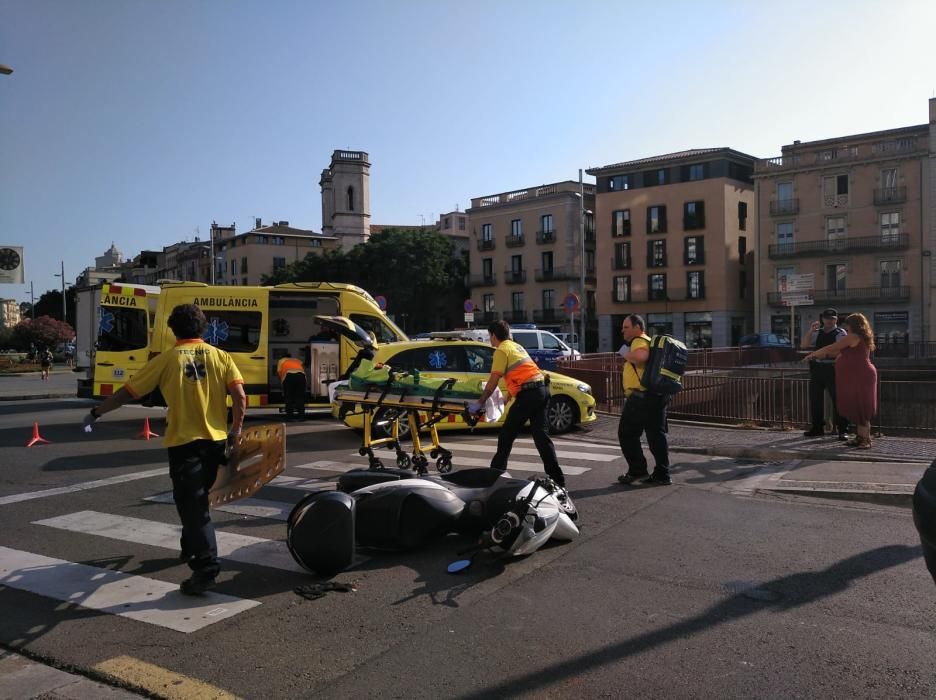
[255,217,262,230]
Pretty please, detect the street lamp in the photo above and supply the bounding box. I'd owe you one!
[53,260,66,322]
[0,64,12,76]
[575,173,593,354]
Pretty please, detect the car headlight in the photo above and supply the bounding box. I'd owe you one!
[576,383,592,395]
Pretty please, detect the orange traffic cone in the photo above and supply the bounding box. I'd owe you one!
[137,417,159,440]
[26,422,50,447]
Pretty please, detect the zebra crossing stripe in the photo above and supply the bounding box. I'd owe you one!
[433,455,590,476]
[292,460,356,472]
[0,545,259,633]
[34,511,304,573]
[0,468,167,507]
[146,492,295,521]
[433,442,619,462]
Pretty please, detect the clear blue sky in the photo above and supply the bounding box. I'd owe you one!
[2,0,935,305]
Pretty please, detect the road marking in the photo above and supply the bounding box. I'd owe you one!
[34,511,304,573]
[0,468,167,507]
[146,492,296,521]
[95,655,241,699]
[292,460,356,472]
[0,546,259,633]
[436,442,619,462]
[439,455,590,475]
[514,437,621,451]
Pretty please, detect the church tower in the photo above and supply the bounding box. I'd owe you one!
[319,150,371,247]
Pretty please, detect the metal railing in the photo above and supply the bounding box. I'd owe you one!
[769,198,800,216]
[767,233,909,258]
[468,273,496,286]
[503,310,527,323]
[767,286,910,305]
[533,308,562,323]
[874,187,907,205]
[505,234,525,247]
[477,239,495,251]
[536,230,556,244]
[504,269,527,284]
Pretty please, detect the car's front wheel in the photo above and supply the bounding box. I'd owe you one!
[546,396,578,434]
[371,407,411,441]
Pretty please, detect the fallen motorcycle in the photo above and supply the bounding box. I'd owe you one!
[286,467,579,576]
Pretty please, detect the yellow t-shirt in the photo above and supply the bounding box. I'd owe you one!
[126,339,244,447]
[622,334,651,396]
[491,339,543,397]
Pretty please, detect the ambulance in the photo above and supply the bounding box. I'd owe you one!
[75,281,162,398]
[149,282,405,411]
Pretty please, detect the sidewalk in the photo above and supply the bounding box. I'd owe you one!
[0,368,81,401]
[0,649,146,699]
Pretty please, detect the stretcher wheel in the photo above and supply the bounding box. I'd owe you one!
[436,457,453,474]
[430,449,438,459]
[358,447,368,457]
[397,454,412,469]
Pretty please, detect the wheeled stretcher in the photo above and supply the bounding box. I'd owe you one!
[334,374,481,474]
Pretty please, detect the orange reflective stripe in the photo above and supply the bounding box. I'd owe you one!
[504,358,542,397]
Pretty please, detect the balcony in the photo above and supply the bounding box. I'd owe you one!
[477,239,495,251]
[767,233,910,258]
[536,230,556,244]
[503,310,527,323]
[475,311,497,324]
[534,266,596,284]
[533,308,562,324]
[504,269,527,284]
[767,286,911,306]
[769,198,800,216]
[505,234,525,248]
[468,273,496,287]
[874,186,907,205]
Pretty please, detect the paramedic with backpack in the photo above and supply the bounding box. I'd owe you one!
[617,314,671,486]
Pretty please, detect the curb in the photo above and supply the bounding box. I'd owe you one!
[668,445,932,465]
[0,393,77,402]
[757,485,914,507]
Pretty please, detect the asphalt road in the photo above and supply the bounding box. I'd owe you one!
[1,398,934,698]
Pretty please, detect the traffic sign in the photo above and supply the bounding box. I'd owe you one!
[375,295,387,311]
[464,312,475,323]
[562,293,580,313]
[780,273,814,293]
[463,299,475,313]
[780,293,814,306]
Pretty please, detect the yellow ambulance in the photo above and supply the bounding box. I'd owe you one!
[86,282,161,398]
[149,282,405,411]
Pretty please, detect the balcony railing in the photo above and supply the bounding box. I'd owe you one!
[504,269,527,284]
[767,233,910,258]
[505,234,525,248]
[767,286,910,306]
[475,311,497,324]
[874,186,907,205]
[535,266,576,282]
[477,239,495,251]
[769,198,799,216]
[533,308,562,323]
[536,230,556,244]
[503,310,527,323]
[468,273,496,287]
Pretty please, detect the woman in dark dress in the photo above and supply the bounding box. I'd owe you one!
[803,313,877,448]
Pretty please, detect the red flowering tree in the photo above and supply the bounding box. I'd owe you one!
[12,316,74,352]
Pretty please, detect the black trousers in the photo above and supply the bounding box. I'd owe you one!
[808,364,848,434]
[490,385,564,486]
[618,391,669,477]
[168,439,225,579]
[283,372,307,415]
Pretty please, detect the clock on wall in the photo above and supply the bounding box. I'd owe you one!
[0,248,20,271]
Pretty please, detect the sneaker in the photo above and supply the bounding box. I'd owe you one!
[179,573,216,596]
[803,429,824,438]
[643,472,673,486]
[618,472,649,485]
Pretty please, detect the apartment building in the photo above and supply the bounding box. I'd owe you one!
[588,148,756,351]
[0,298,21,329]
[465,181,596,348]
[753,98,935,345]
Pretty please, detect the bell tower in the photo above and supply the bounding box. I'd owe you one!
[320,150,371,247]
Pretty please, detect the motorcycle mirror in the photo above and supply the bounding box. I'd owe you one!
[447,559,473,574]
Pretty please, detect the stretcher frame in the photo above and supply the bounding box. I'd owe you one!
[335,378,479,474]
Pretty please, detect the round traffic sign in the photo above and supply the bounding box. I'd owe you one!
[562,293,580,312]
[463,299,475,313]
[375,295,387,311]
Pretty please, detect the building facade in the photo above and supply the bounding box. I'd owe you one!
[320,150,371,248]
[0,298,21,329]
[466,181,596,347]
[753,99,935,346]
[588,148,756,351]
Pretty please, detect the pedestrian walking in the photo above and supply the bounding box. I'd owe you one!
[276,351,307,419]
[468,320,565,487]
[803,312,878,449]
[800,308,850,439]
[617,314,671,485]
[82,304,247,595]
[39,347,53,381]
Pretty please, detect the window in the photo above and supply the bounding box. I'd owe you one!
[684,201,705,230]
[482,258,493,279]
[350,314,401,344]
[648,239,667,267]
[443,217,451,229]
[776,222,794,253]
[612,210,631,237]
[882,168,897,189]
[511,219,522,237]
[687,271,705,299]
[586,249,595,273]
[242,278,248,286]
[97,307,148,351]
[826,216,846,250]
[511,292,524,311]
[541,214,553,233]
[459,217,466,230]
[231,259,237,275]
[822,174,849,206]
[649,169,668,186]
[738,201,748,230]
[609,174,630,191]
[241,257,248,274]
[542,288,555,310]
[614,241,631,269]
[613,276,630,302]
[511,255,523,273]
[585,211,595,237]
[688,163,705,181]
[230,278,237,286]
[483,294,495,312]
[684,236,704,265]
[272,257,286,272]
[825,263,847,291]
[347,186,354,211]
[881,212,900,242]
[200,310,262,353]
[464,345,494,373]
[647,205,667,234]
[482,223,493,241]
[777,181,793,201]
[216,260,225,278]
[880,260,901,288]
[389,347,464,373]
[541,251,554,273]
[649,273,667,300]
[739,269,747,300]
[739,236,747,258]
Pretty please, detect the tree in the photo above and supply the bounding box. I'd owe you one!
[12,316,75,352]
[33,287,78,326]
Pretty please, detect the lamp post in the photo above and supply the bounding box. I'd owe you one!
[53,261,67,322]
[575,172,593,353]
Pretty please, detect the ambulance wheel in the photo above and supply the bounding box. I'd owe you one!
[546,396,577,434]
[371,407,411,441]
[436,457,453,474]
[397,453,412,469]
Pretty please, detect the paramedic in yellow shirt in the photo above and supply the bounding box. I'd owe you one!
[617,314,671,486]
[82,304,247,595]
[471,320,565,487]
